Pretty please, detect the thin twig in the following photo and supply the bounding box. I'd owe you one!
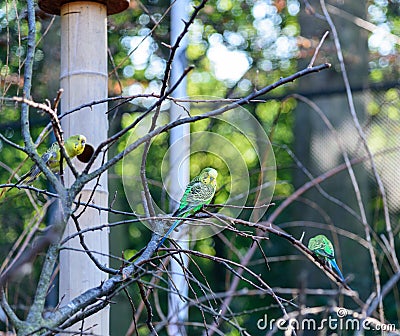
[308,30,329,68]
[71,214,119,275]
[137,281,157,335]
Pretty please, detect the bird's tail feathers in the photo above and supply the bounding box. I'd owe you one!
[156,219,182,250]
[7,171,31,192]
[329,259,345,281]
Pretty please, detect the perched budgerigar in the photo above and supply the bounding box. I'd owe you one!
[308,234,345,281]
[156,167,218,249]
[15,134,86,186]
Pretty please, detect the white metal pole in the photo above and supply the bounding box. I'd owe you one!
[168,0,190,335]
[59,2,109,335]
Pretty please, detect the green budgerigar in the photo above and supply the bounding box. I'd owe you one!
[15,134,86,186]
[156,167,218,249]
[308,234,345,281]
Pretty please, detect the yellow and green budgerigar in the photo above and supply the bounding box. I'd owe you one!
[15,134,86,186]
[156,167,218,249]
[308,234,345,281]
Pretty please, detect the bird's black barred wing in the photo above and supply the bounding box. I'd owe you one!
[23,144,59,184]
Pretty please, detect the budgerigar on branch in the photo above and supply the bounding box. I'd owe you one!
[308,234,345,281]
[156,167,218,249]
[15,134,86,186]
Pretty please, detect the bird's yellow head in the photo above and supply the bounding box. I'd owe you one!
[199,167,218,188]
[65,134,87,157]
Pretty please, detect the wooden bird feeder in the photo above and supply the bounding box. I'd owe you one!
[36,0,129,334]
[38,0,129,15]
